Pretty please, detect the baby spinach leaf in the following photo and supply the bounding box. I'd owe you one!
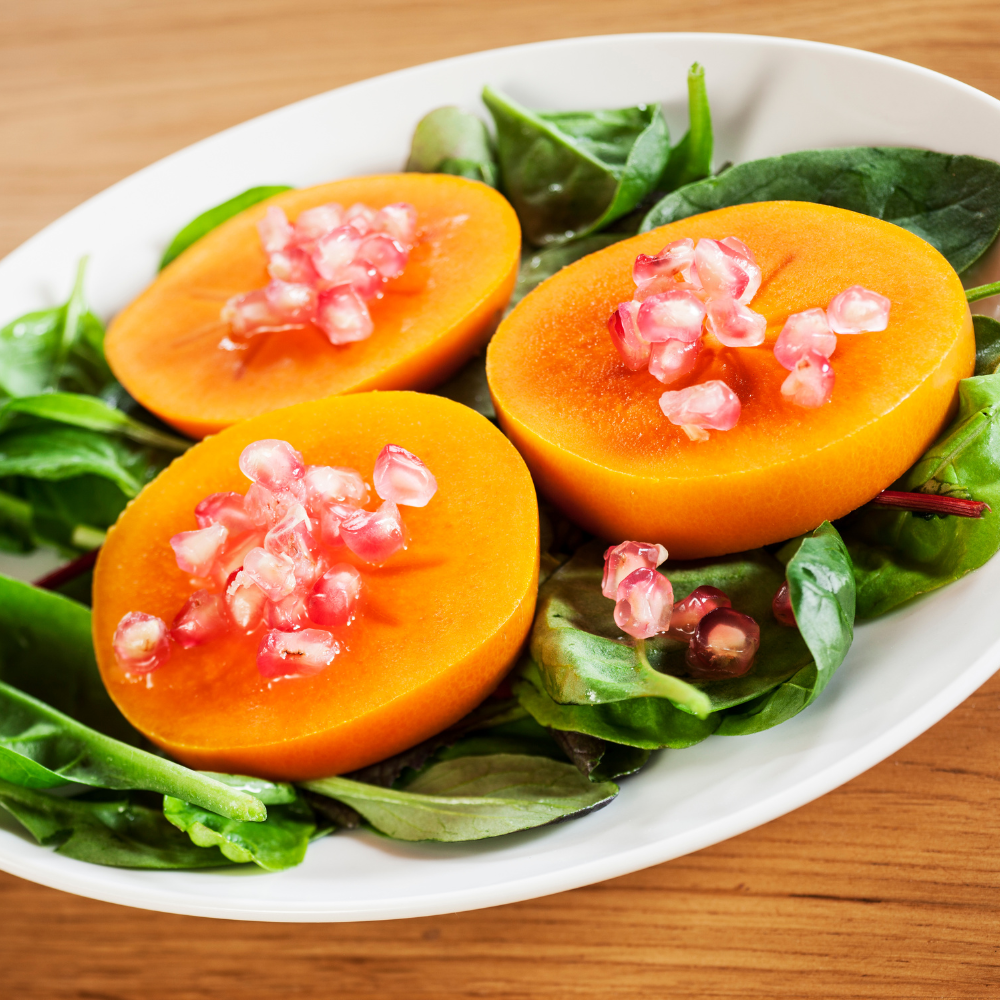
[641,147,1000,274]
[405,106,498,187]
[304,753,617,842]
[164,791,315,870]
[658,62,713,192]
[483,86,670,246]
[974,315,1000,376]
[842,374,1000,618]
[159,185,293,270]
[0,780,233,868]
[199,772,297,804]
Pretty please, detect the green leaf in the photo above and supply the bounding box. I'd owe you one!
[12,475,130,553]
[483,86,670,246]
[0,780,234,868]
[842,374,1000,618]
[546,728,651,782]
[510,234,625,310]
[641,147,1000,274]
[974,315,1000,376]
[198,772,297,805]
[405,106,498,187]
[658,63,713,192]
[160,186,293,269]
[0,307,63,398]
[304,753,617,842]
[164,791,315,870]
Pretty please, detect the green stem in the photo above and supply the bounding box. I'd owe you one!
[56,256,89,376]
[966,280,1000,302]
[634,638,713,720]
[118,419,192,454]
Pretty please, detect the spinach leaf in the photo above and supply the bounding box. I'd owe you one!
[658,62,713,192]
[974,315,1000,376]
[641,148,1000,274]
[483,86,670,246]
[405,106,498,187]
[842,374,1000,618]
[0,487,34,553]
[304,753,617,841]
[159,186,293,270]
[199,772,297,804]
[0,780,234,868]
[164,791,315,870]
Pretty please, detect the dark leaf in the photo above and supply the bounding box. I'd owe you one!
[974,314,1000,376]
[547,728,650,782]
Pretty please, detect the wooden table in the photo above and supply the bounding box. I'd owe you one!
[2,2,998,996]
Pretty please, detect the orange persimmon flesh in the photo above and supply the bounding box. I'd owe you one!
[487,201,974,559]
[92,392,539,780]
[105,174,521,438]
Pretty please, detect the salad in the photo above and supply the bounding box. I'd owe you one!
[1,62,1000,875]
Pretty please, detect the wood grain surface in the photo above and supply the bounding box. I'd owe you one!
[1,2,999,996]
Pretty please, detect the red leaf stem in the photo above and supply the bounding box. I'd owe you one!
[871,491,991,519]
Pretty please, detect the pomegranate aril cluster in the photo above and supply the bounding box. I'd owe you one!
[221,200,417,348]
[112,439,437,680]
[602,542,759,679]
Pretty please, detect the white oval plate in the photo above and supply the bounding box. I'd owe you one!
[2,33,999,922]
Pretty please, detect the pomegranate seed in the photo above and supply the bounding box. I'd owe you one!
[195,492,256,535]
[659,380,741,440]
[245,482,305,529]
[705,295,767,348]
[344,203,378,234]
[375,203,418,245]
[636,288,706,343]
[373,444,438,507]
[602,540,669,599]
[613,567,674,640]
[221,288,303,336]
[113,612,171,673]
[667,585,732,641]
[257,206,294,254]
[264,503,321,585]
[170,590,228,648]
[268,246,320,285]
[239,439,306,492]
[340,500,406,563]
[772,581,797,626]
[292,203,344,247]
[315,285,374,345]
[169,523,229,577]
[358,234,408,280]
[691,239,748,302]
[686,607,760,678]
[303,465,369,512]
[648,338,703,385]
[310,224,365,282]
[225,571,267,632]
[308,564,363,627]
[257,628,339,679]
[318,501,362,547]
[774,308,837,370]
[339,261,382,300]
[264,593,312,632]
[607,300,650,371]
[633,238,696,286]
[827,285,890,334]
[263,280,317,324]
[719,236,762,303]
[242,546,297,601]
[781,351,835,407]
[211,529,267,588]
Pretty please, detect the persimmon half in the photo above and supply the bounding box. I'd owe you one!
[91,392,539,780]
[487,201,974,558]
[105,174,521,438]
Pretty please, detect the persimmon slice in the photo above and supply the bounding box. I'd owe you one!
[92,392,538,780]
[486,201,974,558]
[106,174,520,438]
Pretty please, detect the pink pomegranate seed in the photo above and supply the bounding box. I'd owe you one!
[239,439,305,492]
[257,206,294,254]
[636,288,706,343]
[318,501,363,547]
[686,607,760,679]
[705,295,767,348]
[263,280,317,324]
[170,590,228,648]
[720,237,762,303]
[315,285,374,345]
[613,567,674,640]
[373,444,438,507]
[211,529,267,589]
[773,581,797,626]
[225,571,267,632]
[170,523,229,577]
[339,261,382,300]
[113,612,171,673]
[667,585,732,641]
[358,234,408,280]
[648,338,703,385]
[633,238,696,286]
[310,224,364,282]
[607,300,649,371]
[375,203,417,245]
[774,308,837,370]
[602,540,669,599]
[692,237,761,304]
[264,593,312,632]
[344,203,378,234]
[827,285,891,334]
[292,203,344,247]
[264,503,321,585]
[267,246,321,285]
[221,288,302,336]
[195,492,256,535]
[303,465,368,512]
[245,483,304,529]
[340,500,406,563]
[307,564,363,627]
[659,380,741,441]
[781,351,835,407]
[242,546,297,601]
[257,628,339,679]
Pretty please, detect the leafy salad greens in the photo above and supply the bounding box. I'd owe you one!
[1,64,1000,872]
